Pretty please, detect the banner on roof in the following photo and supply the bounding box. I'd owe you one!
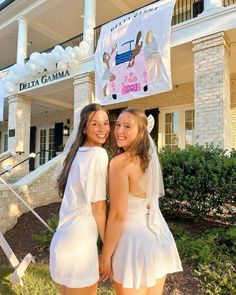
[0,79,5,121]
[95,0,176,104]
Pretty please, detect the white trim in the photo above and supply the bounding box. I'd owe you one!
[159,104,194,149]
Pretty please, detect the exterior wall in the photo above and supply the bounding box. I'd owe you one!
[0,163,60,234]
[31,109,73,128]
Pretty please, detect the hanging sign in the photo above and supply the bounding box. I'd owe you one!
[95,0,176,104]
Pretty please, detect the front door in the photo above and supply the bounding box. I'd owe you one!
[36,125,55,167]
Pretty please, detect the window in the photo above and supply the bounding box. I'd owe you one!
[185,110,195,147]
[165,112,179,150]
[37,125,55,167]
[160,106,195,149]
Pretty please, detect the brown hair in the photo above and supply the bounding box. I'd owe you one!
[57,103,109,197]
[117,108,151,172]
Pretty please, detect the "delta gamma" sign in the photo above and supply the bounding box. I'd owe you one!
[19,69,70,91]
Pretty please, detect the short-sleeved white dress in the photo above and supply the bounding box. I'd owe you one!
[112,193,183,289]
[50,146,108,288]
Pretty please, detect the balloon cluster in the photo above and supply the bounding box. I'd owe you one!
[3,41,89,94]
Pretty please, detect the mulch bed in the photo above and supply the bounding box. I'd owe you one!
[0,202,202,295]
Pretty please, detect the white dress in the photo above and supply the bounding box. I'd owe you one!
[50,146,108,288]
[112,193,183,289]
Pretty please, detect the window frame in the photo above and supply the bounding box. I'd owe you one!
[158,104,194,150]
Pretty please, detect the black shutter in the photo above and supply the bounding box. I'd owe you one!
[193,0,204,18]
[55,122,63,152]
[145,108,159,146]
[29,126,36,171]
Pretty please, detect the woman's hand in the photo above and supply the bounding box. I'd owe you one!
[99,254,113,282]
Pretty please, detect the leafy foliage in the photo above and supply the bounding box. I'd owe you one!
[159,145,236,223]
[171,224,236,295]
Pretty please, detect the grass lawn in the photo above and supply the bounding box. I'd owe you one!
[1,223,235,295]
[0,264,115,295]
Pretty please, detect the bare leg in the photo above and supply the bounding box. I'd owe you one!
[62,282,98,295]
[114,276,166,295]
[59,285,66,295]
[147,276,166,295]
[114,281,146,295]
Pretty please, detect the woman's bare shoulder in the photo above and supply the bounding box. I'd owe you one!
[110,153,128,169]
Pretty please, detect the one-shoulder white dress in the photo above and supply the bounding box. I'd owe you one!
[112,193,182,289]
[50,147,108,288]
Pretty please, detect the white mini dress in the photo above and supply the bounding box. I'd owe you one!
[50,147,108,288]
[112,193,182,289]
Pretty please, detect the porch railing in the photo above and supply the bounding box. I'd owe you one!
[94,0,204,50]
[43,33,83,54]
[223,0,236,6]
[24,33,83,62]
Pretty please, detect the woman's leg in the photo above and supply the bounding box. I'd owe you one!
[62,282,98,295]
[114,281,146,295]
[59,285,66,295]
[147,276,166,295]
[114,276,166,295]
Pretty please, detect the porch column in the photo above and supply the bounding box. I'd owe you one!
[83,0,96,56]
[73,73,95,124]
[17,16,28,65]
[193,32,231,150]
[8,95,31,178]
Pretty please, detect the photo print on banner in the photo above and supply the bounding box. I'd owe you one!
[95,0,176,104]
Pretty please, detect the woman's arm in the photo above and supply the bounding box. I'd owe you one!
[92,200,106,242]
[99,155,129,280]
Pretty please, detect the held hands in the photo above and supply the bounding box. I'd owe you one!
[99,254,113,282]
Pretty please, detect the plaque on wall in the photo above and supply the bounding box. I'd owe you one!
[9,129,15,137]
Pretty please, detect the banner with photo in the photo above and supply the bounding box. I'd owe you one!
[95,0,176,105]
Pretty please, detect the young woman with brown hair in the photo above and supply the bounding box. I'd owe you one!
[50,103,110,295]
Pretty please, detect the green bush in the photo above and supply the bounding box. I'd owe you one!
[171,224,236,295]
[159,145,236,223]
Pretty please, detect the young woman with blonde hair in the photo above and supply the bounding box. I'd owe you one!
[100,108,182,295]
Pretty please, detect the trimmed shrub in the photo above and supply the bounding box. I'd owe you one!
[159,145,236,223]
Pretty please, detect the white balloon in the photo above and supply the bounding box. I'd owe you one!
[74,46,83,59]
[4,81,17,93]
[11,64,23,75]
[30,52,41,63]
[52,52,61,63]
[6,72,19,83]
[41,52,48,61]
[54,45,64,54]
[79,48,87,59]
[61,52,70,63]
[45,62,56,72]
[65,46,73,55]
[68,59,79,70]
[79,41,89,52]
[26,61,38,74]
[57,61,67,71]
